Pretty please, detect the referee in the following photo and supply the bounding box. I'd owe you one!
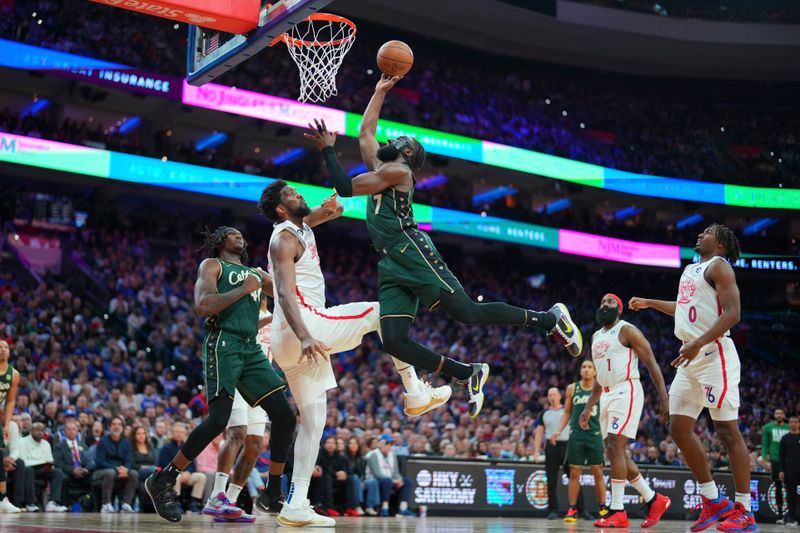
[533,387,570,519]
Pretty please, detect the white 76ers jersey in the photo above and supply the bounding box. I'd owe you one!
[592,319,639,388]
[674,256,729,343]
[268,220,326,320]
[257,309,273,363]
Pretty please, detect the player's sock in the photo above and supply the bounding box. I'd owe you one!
[160,461,183,482]
[212,472,229,496]
[392,357,422,395]
[630,474,655,502]
[267,474,282,497]
[399,501,408,511]
[287,397,326,507]
[610,479,625,511]
[699,480,719,500]
[226,484,242,503]
[735,492,751,512]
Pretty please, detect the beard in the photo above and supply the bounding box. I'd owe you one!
[288,204,312,218]
[595,306,618,326]
[377,143,401,162]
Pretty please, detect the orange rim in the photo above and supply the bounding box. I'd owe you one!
[272,13,357,48]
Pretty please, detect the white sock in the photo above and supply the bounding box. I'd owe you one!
[212,472,229,496]
[392,357,421,395]
[735,492,751,512]
[630,474,655,503]
[699,481,719,500]
[382,502,389,510]
[611,479,625,510]
[288,396,327,508]
[226,484,242,503]
[399,501,408,511]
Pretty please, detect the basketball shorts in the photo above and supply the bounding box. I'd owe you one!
[599,379,644,440]
[377,228,463,318]
[566,431,605,466]
[202,329,285,407]
[669,336,740,421]
[228,389,268,436]
[270,301,379,409]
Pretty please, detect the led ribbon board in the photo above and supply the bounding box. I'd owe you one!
[2,133,702,268]
[1,38,797,209]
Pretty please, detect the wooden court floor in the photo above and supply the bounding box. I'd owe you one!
[0,513,786,533]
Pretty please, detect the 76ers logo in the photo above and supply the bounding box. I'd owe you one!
[592,340,610,359]
[678,279,696,304]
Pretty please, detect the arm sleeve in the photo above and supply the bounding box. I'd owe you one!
[322,147,353,197]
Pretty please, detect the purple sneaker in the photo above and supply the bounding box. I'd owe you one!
[213,512,255,523]
[202,492,243,519]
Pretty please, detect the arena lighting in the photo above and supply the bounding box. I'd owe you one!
[347,163,368,177]
[743,218,778,236]
[195,131,228,151]
[472,187,518,205]
[271,147,305,165]
[615,206,643,220]
[20,98,49,118]
[2,39,799,209]
[117,117,141,135]
[676,213,704,229]
[416,174,449,189]
[539,198,571,215]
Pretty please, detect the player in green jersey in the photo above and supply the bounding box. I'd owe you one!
[303,74,583,419]
[0,340,21,513]
[146,227,296,523]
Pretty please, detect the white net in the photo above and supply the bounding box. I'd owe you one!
[282,14,356,103]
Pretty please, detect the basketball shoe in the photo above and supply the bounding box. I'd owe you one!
[563,506,579,523]
[691,496,735,532]
[203,492,243,519]
[404,381,452,417]
[0,497,20,513]
[716,502,758,533]
[549,303,583,357]
[145,471,183,523]
[212,512,255,523]
[277,498,336,527]
[465,363,490,417]
[641,493,671,528]
[594,509,629,528]
[254,489,285,514]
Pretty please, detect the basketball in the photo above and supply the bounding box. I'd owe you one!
[377,40,414,76]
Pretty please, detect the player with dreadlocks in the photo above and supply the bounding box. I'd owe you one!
[146,226,297,524]
[630,224,756,533]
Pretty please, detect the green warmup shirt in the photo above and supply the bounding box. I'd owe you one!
[762,421,789,461]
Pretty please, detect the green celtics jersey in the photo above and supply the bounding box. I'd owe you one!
[366,180,417,250]
[0,363,13,404]
[570,381,600,434]
[204,259,262,338]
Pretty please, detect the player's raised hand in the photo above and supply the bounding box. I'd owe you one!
[375,73,403,93]
[321,192,340,216]
[628,297,648,311]
[300,337,331,367]
[303,118,337,150]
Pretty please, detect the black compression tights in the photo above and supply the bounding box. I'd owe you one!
[179,391,296,462]
[381,289,556,380]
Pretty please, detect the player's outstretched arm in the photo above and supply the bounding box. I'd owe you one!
[623,325,669,421]
[305,119,408,197]
[359,74,403,170]
[628,296,676,316]
[270,232,330,366]
[194,258,260,317]
[303,192,344,228]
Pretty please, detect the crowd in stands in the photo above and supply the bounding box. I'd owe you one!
[2,190,799,514]
[571,0,800,24]
[2,0,798,189]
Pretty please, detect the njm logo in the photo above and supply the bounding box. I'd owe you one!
[0,137,17,153]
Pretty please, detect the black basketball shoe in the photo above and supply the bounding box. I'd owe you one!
[145,471,182,523]
[255,490,285,514]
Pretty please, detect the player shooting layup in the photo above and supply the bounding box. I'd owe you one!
[304,74,583,419]
[630,224,756,533]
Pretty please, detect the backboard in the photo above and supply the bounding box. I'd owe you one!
[187,0,333,87]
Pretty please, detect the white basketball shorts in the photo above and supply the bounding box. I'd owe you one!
[270,301,379,409]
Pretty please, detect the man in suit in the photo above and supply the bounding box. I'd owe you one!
[53,421,92,507]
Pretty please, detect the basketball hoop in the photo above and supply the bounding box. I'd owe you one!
[274,13,356,102]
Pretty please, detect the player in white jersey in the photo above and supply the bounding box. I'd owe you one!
[581,293,670,528]
[204,297,277,521]
[258,180,449,527]
[630,224,756,533]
